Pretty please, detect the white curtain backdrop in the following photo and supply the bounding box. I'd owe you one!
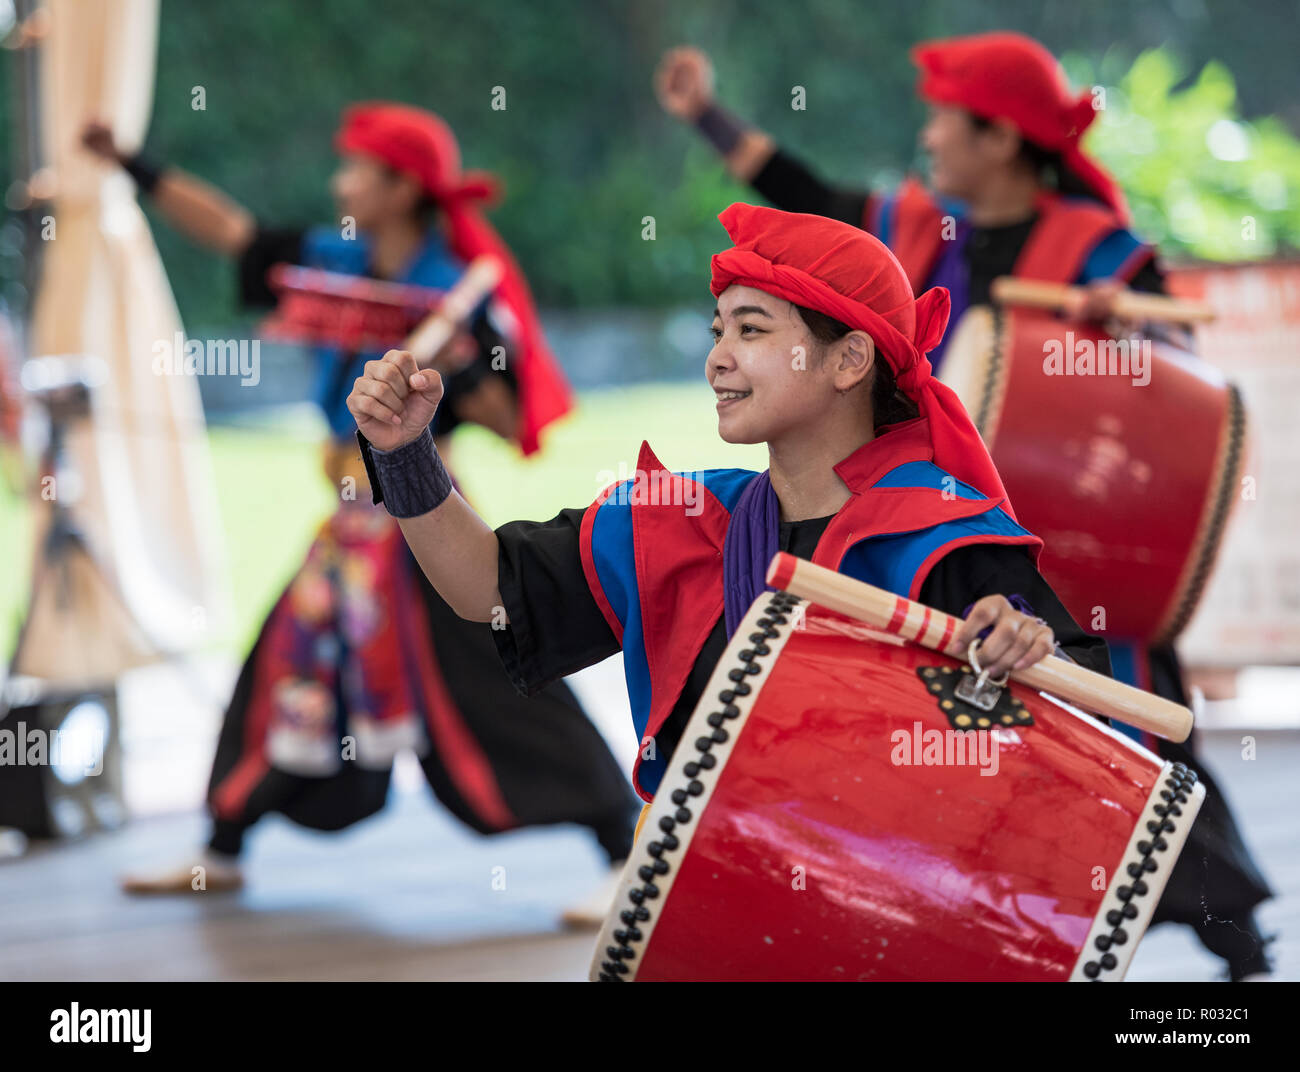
[27,0,229,675]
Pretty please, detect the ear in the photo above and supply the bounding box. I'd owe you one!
[391,171,425,213]
[985,119,1024,166]
[832,330,875,391]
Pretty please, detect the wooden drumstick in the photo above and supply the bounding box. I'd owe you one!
[991,276,1216,325]
[404,255,504,368]
[767,552,1193,743]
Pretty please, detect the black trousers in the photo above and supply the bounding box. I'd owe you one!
[1146,646,1275,978]
[206,563,639,866]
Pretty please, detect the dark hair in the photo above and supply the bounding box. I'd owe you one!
[968,114,1095,201]
[794,304,920,429]
[381,164,441,226]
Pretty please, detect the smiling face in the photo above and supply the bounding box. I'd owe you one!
[707,285,876,446]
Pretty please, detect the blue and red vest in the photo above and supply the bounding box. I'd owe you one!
[578,418,1044,800]
[299,227,469,440]
[875,179,1154,294]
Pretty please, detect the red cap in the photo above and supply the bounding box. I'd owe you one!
[335,102,571,455]
[912,32,1128,222]
[335,101,498,205]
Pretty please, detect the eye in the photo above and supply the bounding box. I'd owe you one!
[709,324,722,341]
[739,323,764,336]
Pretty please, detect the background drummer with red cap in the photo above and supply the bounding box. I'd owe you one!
[654,32,1275,979]
[81,104,640,921]
[655,33,1158,356]
[348,202,1108,819]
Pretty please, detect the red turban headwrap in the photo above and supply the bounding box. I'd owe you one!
[709,203,1018,517]
[335,102,570,455]
[912,32,1128,223]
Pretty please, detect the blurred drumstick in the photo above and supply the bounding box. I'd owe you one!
[991,276,1216,325]
[767,552,1193,743]
[404,255,503,368]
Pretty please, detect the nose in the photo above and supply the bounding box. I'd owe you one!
[706,337,736,381]
[330,166,351,201]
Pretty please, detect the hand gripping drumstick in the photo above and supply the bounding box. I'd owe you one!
[403,255,504,368]
[767,552,1193,743]
[990,276,1216,325]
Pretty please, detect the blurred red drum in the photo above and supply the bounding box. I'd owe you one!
[591,596,1204,982]
[940,306,1246,645]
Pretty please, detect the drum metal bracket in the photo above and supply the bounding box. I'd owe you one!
[916,664,1034,731]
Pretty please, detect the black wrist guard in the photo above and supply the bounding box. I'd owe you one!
[122,152,164,195]
[357,427,452,518]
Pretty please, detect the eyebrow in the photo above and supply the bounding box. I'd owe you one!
[712,304,775,321]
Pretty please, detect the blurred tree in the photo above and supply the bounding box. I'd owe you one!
[1067,47,1300,261]
[1,0,1298,323]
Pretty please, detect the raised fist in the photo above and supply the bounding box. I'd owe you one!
[347,348,444,452]
[654,46,715,122]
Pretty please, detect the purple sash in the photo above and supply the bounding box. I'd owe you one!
[722,472,781,639]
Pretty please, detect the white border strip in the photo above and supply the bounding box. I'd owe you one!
[1068,764,1207,981]
[588,596,800,982]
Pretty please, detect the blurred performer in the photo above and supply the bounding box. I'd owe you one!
[656,33,1274,978]
[83,104,638,923]
[347,204,1110,806]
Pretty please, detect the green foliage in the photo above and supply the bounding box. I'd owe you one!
[1067,48,1300,261]
[3,0,1299,324]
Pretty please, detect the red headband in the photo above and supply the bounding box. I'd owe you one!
[912,31,1128,223]
[710,203,1018,517]
[334,102,570,455]
[335,102,498,205]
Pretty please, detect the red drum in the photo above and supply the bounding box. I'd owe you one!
[259,264,445,351]
[940,306,1246,644]
[591,593,1204,982]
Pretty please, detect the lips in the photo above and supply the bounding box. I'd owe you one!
[714,388,752,407]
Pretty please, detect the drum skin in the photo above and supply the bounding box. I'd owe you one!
[593,599,1203,982]
[939,307,1245,645]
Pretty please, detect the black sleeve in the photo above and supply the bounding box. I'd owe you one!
[236,226,305,308]
[1126,255,1167,296]
[750,149,870,227]
[492,508,620,695]
[918,543,1112,679]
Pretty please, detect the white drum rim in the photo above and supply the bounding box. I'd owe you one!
[588,592,802,982]
[1069,761,1207,981]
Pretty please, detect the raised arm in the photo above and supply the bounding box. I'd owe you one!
[654,46,776,182]
[81,119,256,257]
[654,46,872,227]
[348,348,505,622]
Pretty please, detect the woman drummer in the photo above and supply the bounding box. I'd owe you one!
[87,103,639,920]
[349,203,1109,802]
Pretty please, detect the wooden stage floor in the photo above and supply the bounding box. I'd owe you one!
[0,731,1295,982]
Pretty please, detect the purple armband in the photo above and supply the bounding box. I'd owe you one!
[695,102,748,155]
